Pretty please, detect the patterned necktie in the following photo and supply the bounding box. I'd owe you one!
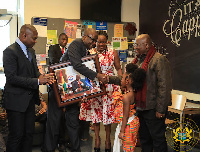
[62,47,64,54]
[27,49,32,62]
[79,81,82,89]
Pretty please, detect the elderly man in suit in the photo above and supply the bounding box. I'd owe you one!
[3,24,53,152]
[133,34,172,152]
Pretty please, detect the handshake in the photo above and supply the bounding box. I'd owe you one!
[39,73,55,85]
[96,73,109,84]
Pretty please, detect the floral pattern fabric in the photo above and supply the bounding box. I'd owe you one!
[79,48,119,125]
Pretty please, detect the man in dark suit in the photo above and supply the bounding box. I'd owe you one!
[48,33,68,65]
[61,28,107,152]
[44,33,68,152]
[72,75,88,93]
[3,24,54,152]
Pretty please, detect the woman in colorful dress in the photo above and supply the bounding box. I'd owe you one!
[79,31,122,152]
[113,63,146,152]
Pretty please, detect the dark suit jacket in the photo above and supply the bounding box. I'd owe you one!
[72,80,79,92]
[71,79,87,92]
[3,42,41,112]
[48,44,63,65]
[108,75,123,86]
[61,39,97,80]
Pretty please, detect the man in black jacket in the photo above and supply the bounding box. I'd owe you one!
[3,24,53,152]
[48,33,68,65]
[61,28,106,152]
[44,33,68,152]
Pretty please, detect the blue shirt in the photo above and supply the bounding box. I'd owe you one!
[16,37,29,58]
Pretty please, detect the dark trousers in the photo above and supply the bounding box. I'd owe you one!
[6,100,35,152]
[65,104,81,152]
[44,90,63,151]
[0,133,6,152]
[58,110,68,146]
[79,120,90,140]
[138,109,168,152]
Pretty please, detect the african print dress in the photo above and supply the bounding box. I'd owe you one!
[113,91,140,152]
[79,48,119,125]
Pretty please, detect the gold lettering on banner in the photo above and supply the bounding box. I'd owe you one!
[163,0,200,47]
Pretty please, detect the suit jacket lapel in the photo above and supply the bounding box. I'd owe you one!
[15,43,33,75]
[56,44,63,57]
[29,48,40,77]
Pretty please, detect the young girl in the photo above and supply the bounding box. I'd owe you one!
[113,63,146,152]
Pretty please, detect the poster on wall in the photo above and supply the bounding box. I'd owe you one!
[140,0,200,94]
[76,24,82,38]
[112,37,121,50]
[36,54,46,65]
[120,37,128,50]
[87,25,93,28]
[119,50,127,62]
[33,17,47,37]
[96,22,107,31]
[47,30,57,45]
[114,24,123,37]
[83,20,96,26]
[64,21,78,43]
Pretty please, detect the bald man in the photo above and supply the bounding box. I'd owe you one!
[133,34,172,152]
[61,28,106,82]
[3,24,53,152]
[60,28,106,152]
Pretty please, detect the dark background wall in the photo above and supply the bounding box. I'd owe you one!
[139,0,200,94]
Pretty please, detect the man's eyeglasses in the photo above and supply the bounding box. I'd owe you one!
[133,43,147,47]
[86,35,97,43]
[133,43,145,47]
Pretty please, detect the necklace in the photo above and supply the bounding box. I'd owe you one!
[96,49,106,54]
[126,90,134,94]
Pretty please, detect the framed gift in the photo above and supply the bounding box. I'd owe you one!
[49,54,106,107]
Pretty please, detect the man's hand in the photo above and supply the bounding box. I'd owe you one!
[81,97,88,103]
[156,111,165,119]
[39,73,55,85]
[96,73,108,84]
[39,107,47,114]
[45,73,55,84]
[0,111,7,120]
[105,75,109,83]
[39,101,47,114]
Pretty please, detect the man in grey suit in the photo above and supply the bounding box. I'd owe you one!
[3,24,54,152]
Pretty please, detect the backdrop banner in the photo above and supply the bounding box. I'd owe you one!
[140,0,200,94]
